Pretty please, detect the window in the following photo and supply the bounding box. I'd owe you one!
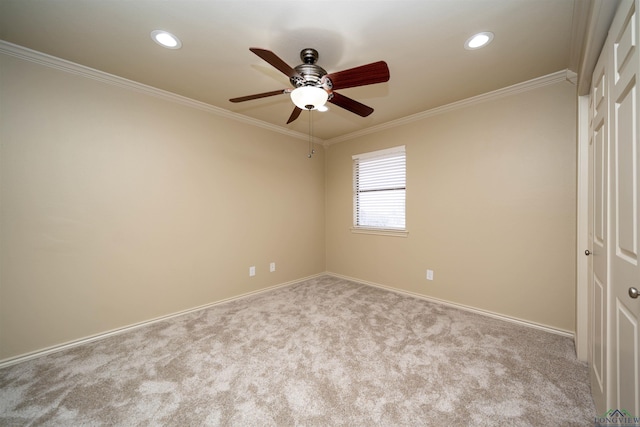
[353,146,406,234]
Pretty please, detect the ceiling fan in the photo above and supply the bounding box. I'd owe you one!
[230,48,390,124]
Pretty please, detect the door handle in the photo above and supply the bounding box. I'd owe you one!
[630,287,639,299]
[585,249,592,256]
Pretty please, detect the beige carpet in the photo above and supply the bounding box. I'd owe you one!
[0,275,595,426]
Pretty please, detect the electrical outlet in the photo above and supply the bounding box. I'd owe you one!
[249,266,256,277]
[426,269,434,281]
[269,262,276,272]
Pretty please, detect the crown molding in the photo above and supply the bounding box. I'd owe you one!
[0,40,317,143]
[1,40,569,148]
[324,69,570,146]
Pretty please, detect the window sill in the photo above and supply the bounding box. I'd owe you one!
[351,227,408,237]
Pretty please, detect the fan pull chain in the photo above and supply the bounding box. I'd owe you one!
[307,107,315,158]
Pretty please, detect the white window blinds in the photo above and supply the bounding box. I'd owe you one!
[353,146,406,230]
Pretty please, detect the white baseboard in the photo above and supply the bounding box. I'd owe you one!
[1,272,573,369]
[0,273,324,369]
[326,272,575,339]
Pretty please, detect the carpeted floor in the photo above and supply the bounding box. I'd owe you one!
[0,275,595,426]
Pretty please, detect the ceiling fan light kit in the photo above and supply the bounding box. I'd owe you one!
[290,86,329,110]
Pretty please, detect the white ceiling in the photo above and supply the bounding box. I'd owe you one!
[0,0,589,140]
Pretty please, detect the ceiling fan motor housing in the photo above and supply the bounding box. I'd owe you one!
[290,48,333,93]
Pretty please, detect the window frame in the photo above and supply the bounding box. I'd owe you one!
[352,145,408,237]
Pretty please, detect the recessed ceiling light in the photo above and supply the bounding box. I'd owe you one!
[465,32,494,50]
[151,30,182,49]
[316,105,329,112]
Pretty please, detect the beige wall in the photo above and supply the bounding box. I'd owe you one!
[0,48,578,361]
[325,81,577,332]
[0,53,326,360]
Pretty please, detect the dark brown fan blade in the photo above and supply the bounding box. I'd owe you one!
[249,48,301,79]
[329,92,374,117]
[326,61,390,90]
[229,90,287,103]
[286,107,302,124]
